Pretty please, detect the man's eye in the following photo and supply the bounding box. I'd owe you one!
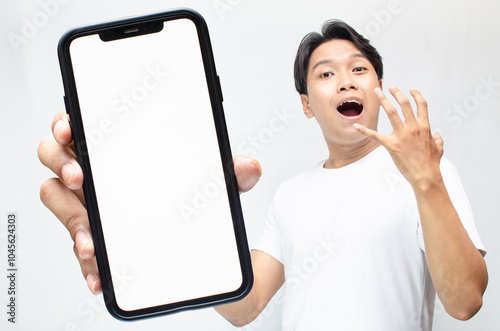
[320,72,333,78]
[353,67,366,72]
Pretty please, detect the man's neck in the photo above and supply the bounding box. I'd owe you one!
[323,139,380,169]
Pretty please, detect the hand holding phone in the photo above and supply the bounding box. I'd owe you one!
[57,8,253,320]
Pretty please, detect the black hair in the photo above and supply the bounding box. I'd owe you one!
[293,19,383,95]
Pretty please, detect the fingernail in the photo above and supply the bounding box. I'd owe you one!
[374,87,382,96]
[62,163,76,188]
[75,231,93,259]
[353,123,360,130]
[54,120,64,142]
[388,85,395,90]
[87,274,101,295]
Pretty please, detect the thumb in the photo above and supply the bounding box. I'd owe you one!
[433,132,444,155]
[233,155,262,193]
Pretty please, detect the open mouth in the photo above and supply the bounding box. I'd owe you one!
[337,99,363,117]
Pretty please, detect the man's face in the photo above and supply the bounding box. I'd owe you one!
[301,39,382,147]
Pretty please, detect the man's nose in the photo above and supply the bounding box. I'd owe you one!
[338,73,357,92]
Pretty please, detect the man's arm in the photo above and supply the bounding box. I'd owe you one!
[215,250,285,326]
[413,175,487,320]
[354,86,488,320]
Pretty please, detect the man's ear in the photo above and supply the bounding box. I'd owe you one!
[378,79,383,90]
[301,94,314,119]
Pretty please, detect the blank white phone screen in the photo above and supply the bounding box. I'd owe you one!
[69,18,242,311]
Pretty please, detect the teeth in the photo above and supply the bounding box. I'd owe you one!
[340,100,362,106]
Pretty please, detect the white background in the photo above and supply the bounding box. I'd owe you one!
[0,0,499,330]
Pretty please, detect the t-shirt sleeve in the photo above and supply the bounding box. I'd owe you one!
[252,191,284,264]
[417,158,486,256]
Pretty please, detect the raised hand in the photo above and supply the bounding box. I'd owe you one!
[354,86,444,190]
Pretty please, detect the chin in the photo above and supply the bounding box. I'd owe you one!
[325,127,367,147]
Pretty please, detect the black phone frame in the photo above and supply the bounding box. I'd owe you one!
[57,8,253,321]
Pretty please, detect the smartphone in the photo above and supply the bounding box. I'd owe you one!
[57,9,252,320]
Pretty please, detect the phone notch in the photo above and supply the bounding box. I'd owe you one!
[99,20,164,42]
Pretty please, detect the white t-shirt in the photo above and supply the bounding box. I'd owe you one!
[253,146,485,331]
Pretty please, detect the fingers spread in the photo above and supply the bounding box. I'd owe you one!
[388,85,415,124]
[40,178,93,260]
[51,111,73,146]
[375,87,403,131]
[409,88,429,121]
[233,155,262,193]
[38,135,83,190]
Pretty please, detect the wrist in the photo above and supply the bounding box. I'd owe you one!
[410,170,445,194]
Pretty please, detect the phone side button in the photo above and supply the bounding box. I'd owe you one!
[63,95,73,132]
[63,95,69,114]
[217,75,224,102]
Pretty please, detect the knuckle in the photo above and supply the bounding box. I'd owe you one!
[419,123,430,134]
[400,99,411,108]
[418,99,428,108]
[387,107,398,117]
[40,177,89,242]
[39,178,59,205]
[65,212,87,242]
[408,126,418,135]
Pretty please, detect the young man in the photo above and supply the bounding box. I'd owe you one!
[39,20,487,330]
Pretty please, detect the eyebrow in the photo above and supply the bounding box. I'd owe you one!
[311,53,367,71]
